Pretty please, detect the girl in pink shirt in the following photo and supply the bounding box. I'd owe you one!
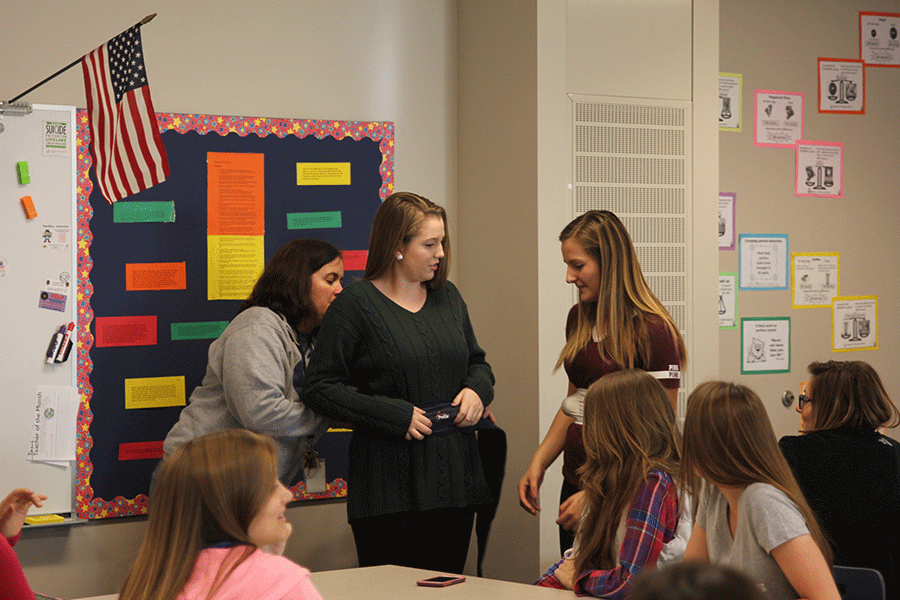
[119,430,322,600]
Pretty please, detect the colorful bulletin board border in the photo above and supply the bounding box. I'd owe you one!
[74,112,394,519]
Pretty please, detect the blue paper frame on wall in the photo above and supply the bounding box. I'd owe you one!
[74,112,394,518]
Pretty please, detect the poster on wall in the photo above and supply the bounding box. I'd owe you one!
[859,12,900,67]
[795,141,843,198]
[741,317,791,375]
[791,252,839,309]
[833,296,878,352]
[719,73,742,131]
[718,193,736,250]
[754,90,804,148]
[818,58,865,114]
[718,273,737,329]
[739,234,788,291]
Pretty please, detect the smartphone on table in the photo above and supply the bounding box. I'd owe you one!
[416,575,466,587]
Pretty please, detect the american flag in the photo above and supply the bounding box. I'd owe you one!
[82,24,169,204]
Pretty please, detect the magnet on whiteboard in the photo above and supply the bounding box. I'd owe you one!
[17,161,30,185]
[21,196,37,219]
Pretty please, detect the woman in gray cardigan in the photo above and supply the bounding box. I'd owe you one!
[163,239,344,482]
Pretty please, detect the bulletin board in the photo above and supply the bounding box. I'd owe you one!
[0,105,79,518]
[75,111,394,519]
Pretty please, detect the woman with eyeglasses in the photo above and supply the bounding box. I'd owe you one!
[779,360,900,594]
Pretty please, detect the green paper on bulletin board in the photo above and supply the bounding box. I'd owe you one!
[287,211,342,230]
[171,321,229,340]
[113,201,176,223]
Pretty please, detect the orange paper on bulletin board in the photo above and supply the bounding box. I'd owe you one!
[207,152,265,236]
[125,262,187,291]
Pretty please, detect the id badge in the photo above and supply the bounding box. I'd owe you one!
[305,459,327,493]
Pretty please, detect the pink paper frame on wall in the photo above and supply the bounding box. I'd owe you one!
[795,140,844,199]
[754,90,804,149]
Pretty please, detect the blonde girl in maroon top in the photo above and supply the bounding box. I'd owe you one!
[518,210,685,554]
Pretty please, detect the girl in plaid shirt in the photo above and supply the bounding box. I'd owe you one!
[535,369,682,599]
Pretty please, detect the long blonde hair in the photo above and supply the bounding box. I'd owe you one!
[681,381,833,565]
[119,430,280,600]
[556,210,686,371]
[574,369,681,575]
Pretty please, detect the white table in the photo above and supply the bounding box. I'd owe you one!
[76,564,575,600]
[309,565,575,600]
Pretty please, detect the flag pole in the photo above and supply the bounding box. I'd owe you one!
[6,14,157,104]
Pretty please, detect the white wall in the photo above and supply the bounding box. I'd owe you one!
[2,2,457,597]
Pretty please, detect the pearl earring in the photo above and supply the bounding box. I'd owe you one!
[396,253,403,260]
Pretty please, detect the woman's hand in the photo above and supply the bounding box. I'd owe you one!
[405,406,433,440]
[556,489,585,531]
[451,387,484,427]
[518,465,545,515]
[0,488,47,539]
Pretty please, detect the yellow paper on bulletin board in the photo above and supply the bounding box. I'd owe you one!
[124,376,186,409]
[297,162,351,185]
[207,235,265,300]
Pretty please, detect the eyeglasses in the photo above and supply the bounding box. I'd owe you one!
[798,394,812,409]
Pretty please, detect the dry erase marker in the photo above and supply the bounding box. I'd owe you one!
[46,325,66,364]
[55,322,75,362]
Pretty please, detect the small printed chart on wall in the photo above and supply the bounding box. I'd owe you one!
[76,112,394,519]
[741,317,791,375]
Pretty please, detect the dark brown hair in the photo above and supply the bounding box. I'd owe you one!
[240,238,341,331]
[363,192,449,290]
[806,360,900,431]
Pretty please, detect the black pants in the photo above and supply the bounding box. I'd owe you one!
[559,478,579,555]
[350,507,476,574]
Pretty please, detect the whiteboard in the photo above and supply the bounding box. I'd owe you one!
[0,105,77,516]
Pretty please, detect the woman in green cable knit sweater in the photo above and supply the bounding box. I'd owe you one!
[302,192,495,574]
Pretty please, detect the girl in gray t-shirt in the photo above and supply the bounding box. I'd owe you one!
[680,381,840,600]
